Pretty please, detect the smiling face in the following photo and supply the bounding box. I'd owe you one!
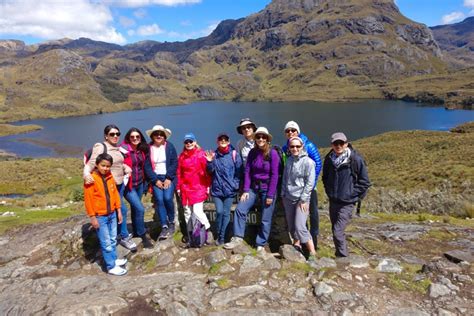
[289,139,303,157]
[151,131,166,146]
[184,139,196,150]
[129,132,141,148]
[332,140,348,156]
[217,135,230,149]
[285,128,299,140]
[105,128,120,146]
[96,159,112,176]
[255,133,268,148]
[240,124,255,139]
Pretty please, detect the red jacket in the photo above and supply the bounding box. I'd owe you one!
[84,171,121,217]
[177,147,211,206]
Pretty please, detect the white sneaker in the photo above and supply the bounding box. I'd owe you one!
[108,266,127,276]
[256,246,265,253]
[223,237,243,250]
[115,258,127,266]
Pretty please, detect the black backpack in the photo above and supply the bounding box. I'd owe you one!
[83,143,107,165]
[349,149,368,216]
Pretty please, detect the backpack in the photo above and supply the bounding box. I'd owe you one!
[187,212,208,248]
[83,142,107,165]
[271,145,285,196]
[349,149,368,216]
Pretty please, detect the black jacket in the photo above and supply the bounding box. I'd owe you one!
[322,145,371,204]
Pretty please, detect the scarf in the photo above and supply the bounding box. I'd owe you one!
[330,148,351,169]
[218,145,230,155]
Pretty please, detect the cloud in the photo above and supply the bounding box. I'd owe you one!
[202,22,219,36]
[133,8,147,18]
[441,11,466,24]
[119,16,135,28]
[0,0,126,44]
[108,0,201,7]
[136,24,165,36]
[464,0,474,9]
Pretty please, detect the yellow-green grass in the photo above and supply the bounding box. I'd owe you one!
[386,263,431,294]
[0,206,80,234]
[371,212,474,228]
[0,124,43,137]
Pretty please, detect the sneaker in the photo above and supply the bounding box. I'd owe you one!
[293,244,303,255]
[141,234,154,249]
[169,223,176,234]
[256,246,265,253]
[108,266,127,276]
[119,236,137,251]
[223,237,243,250]
[215,239,224,246]
[307,254,317,262]
[158,226,170,240]
[115,258,127,266]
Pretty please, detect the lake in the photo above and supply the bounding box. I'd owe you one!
[1,100,473,158]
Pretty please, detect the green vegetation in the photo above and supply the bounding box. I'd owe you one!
[386,264,431,294]
[216,277,231,288]
[209,260,228,275]
[0,124,43,137]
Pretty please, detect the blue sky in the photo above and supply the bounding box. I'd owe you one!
[1,0,473,45]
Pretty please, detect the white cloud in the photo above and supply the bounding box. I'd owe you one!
[441,11,466,24]
[464,0,474,9]
[0,0,126,44]
[119,16,135,28]
[133,8,147,18]
[108,0,201,7]
[136,23,164,36]
[202,22,219,36]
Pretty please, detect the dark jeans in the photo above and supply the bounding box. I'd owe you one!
[329,200,354,257]
[309,189,319,242]
[152,175,175,228]
[124,183,146,237]
[213,196,234,243]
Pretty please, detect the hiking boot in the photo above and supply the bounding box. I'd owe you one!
[169,223,176,234]
[158,226,170,240]
[115,258,127,266]
[141,234,154,249]
[108,266,127,276]
[223,237,243,250]
[119,235,137,251]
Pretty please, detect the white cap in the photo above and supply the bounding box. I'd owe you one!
[284,121,300,134]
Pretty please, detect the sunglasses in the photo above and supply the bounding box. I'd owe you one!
[108,132,121,137]
[255,134,268,140]
[241,125,254,130]
[184,140,194,144]
[218,136,229,142]
[332,140,346,146]
[152,133,165,138]
[290,145,302,149]
[130,135,141,140]
[285,129,298,134]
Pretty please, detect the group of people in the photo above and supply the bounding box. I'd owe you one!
[83,118,371,276]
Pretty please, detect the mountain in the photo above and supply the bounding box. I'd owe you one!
[430,17,474,66]
[0,0,472,123]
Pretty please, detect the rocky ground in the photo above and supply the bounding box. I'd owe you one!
[0,206,472,316]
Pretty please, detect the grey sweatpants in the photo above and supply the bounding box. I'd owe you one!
[329,201,354,257]
[283,197,312,244]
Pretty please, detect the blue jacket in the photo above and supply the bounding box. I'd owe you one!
[207,145,243,198]
[144,141,178,186]
[283,132,322,183]
[322,145,371,204]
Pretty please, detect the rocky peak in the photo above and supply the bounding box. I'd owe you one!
[0,40,26,52]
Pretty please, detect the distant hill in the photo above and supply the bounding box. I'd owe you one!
[430,17,474,67]
[0,0,472,123]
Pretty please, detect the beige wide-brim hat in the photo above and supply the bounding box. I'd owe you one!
[254,126,273,142]
[146,125,172,138]
[236,118,257,134]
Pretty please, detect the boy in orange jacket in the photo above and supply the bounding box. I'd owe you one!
[84,153,127,276]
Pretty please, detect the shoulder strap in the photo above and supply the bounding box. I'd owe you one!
[232,149,237,163]
[102,142,107,155]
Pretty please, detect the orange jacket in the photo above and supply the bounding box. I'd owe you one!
[84,171,121,217]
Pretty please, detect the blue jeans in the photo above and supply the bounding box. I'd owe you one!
[124,183,145,237]
[309,189,319,241]
[96,212,118,271]
[213,196,234,243]
[152,175,175,227]
[233,189,276,247]
[117,183,129,239]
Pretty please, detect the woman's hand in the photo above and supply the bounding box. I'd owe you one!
[84,174,94,185]
[155,180,164,189]
[240,192,249,201]
[163,179,171,189]
[265,198,273,206]
[117,210,123,224]
[90,216,99,229]
[205,150,215,162]
[299,202,309,213]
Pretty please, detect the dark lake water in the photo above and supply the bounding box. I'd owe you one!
[1,100,473,158]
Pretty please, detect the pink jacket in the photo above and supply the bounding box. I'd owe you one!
[177,147,211,206]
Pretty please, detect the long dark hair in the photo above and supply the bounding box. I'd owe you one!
[254,141,271,160]
[104,124,120,136]
[124,127,149,154]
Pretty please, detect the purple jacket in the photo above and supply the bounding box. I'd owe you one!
[243,148,280,199]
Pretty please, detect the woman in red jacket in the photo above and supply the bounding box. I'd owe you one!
[177,133,211,232]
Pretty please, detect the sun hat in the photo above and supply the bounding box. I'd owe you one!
[254,126,273,142]
[236,117,257,134]
[284,121,300,134]
[146,125,172,138]
[331,132,348,143]
[183,132,197,142]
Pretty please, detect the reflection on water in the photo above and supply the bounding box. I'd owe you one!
[0,100,473,158]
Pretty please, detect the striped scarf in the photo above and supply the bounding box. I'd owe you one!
[330,148,351,168]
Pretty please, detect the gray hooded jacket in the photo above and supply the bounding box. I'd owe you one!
[281,149,315,203]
